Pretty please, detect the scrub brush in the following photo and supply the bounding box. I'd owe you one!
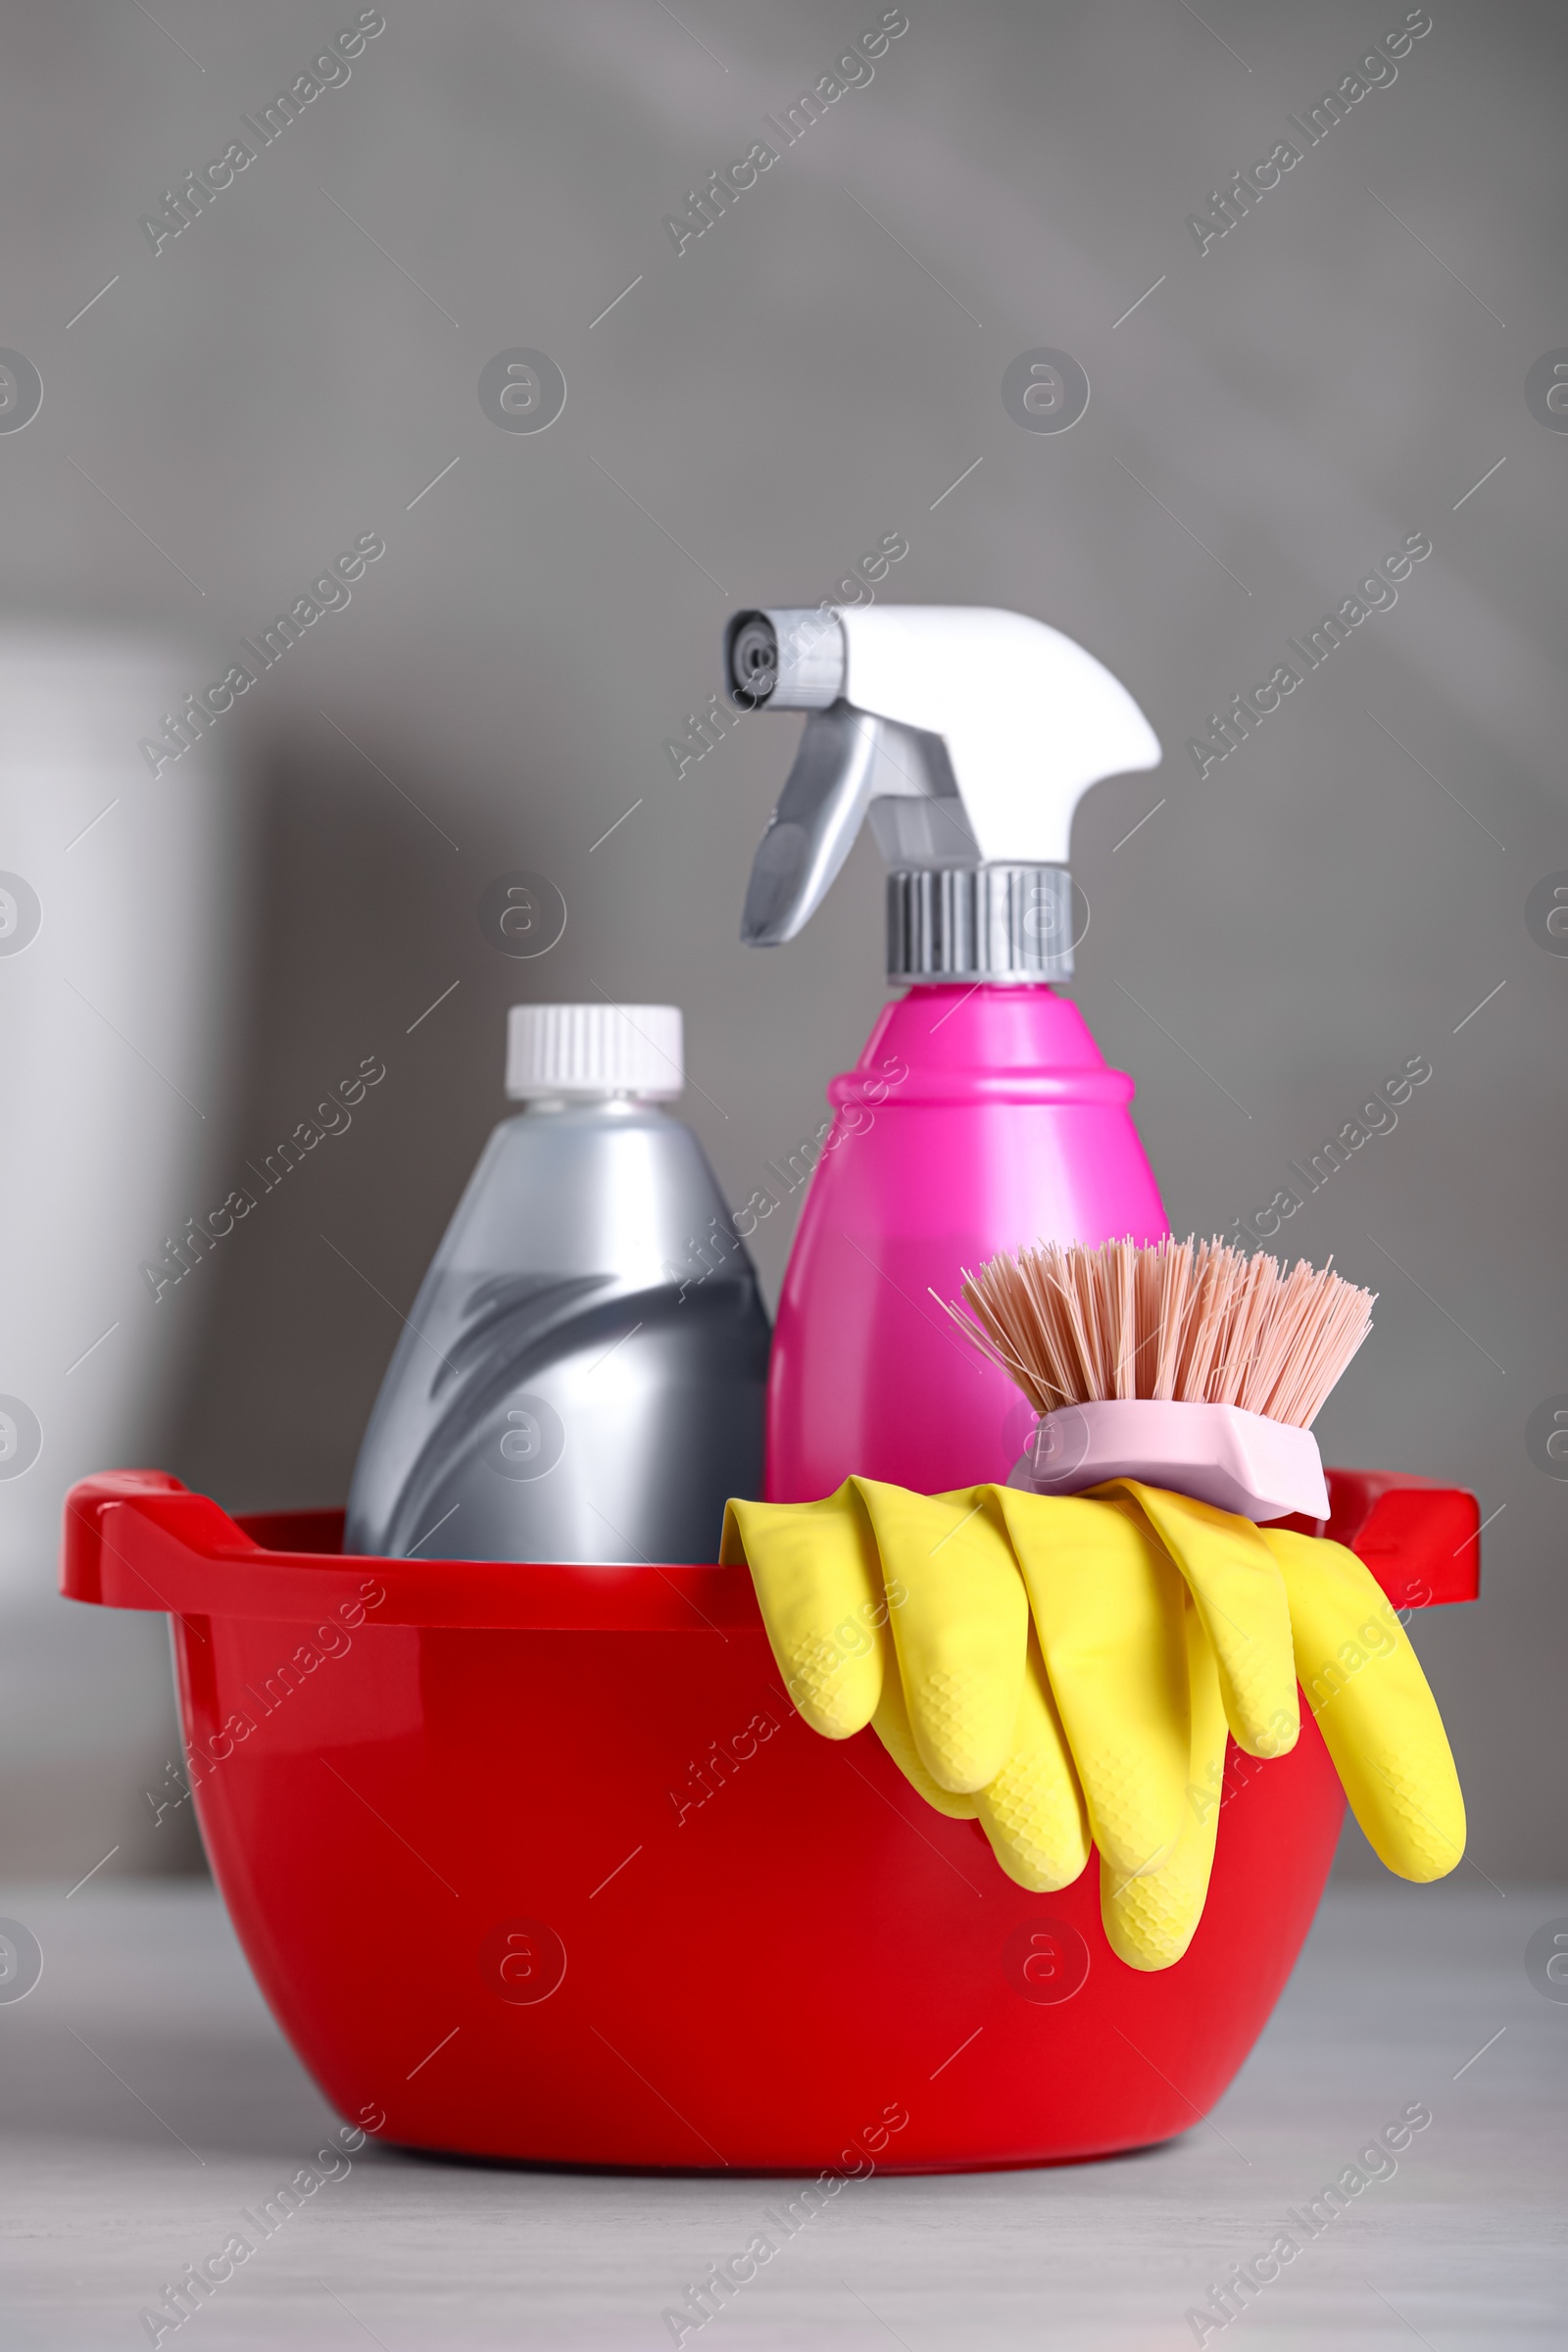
[946,1234,1376,1523]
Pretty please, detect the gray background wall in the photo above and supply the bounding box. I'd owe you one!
[0,0,1562,1882]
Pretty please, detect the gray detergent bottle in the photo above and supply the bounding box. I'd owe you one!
[344,1004,768,1564]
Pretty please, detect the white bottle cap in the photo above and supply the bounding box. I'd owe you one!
[505,1004,684,1101]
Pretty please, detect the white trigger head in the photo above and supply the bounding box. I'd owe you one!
[726,603,1161,971]
[836,606,1160,865]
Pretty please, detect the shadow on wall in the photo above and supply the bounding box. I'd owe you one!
[164,730,522,1518]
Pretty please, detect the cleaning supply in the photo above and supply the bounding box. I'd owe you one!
[722,1236,1465,1967]
[63,1462,1480,2169]
[345,1004,769,1564]
[723,1478,1464,1970]
[954,1233,1375,1521]
[957,1236,1464,1917]
[725,603,1168,1501]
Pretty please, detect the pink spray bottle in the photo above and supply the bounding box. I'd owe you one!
[725,604,1171,1502]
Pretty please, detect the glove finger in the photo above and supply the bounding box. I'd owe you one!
[1104,1481,1299,1760]
[1100,1593,1228,1971]
[1261,1528,1465,1882]
[722,1487,886,1740]
[974,1628,1091,1892]
[995,1489,1189,1881]
[871,1667,980,1820]
[852,1480,1028,1793]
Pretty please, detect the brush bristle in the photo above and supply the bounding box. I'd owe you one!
[945,1235,1375,1430]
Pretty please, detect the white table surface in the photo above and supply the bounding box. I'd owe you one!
[1,1874,1563,2348]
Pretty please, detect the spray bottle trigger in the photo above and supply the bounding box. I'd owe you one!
[741,709,880,946]
[741,709,963,947]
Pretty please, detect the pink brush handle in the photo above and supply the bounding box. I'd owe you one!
[1008,1398,1331,1524]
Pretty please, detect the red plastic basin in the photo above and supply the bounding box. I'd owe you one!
[61,1468,1477,2174]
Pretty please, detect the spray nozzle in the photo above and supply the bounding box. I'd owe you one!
[726,604,1161,980]
[725,610,846,710]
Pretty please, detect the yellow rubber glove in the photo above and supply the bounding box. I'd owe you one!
[867,1666,981,1822]
[993,1490,1194,1895]
[1261,1526,1465,1881]
[1070,1482,1299,1968]
[721,1483,887,1740]
[986,1486,1267,1968]
[724,1480,1464,1970]
[852,1481,1027,1792]
[1098,1591,1228,1971]
[1101,1483,1300,1761]
[724,1481,1028,1790]
[972,1628,1090,1890]
[728,1481,1197,1952]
